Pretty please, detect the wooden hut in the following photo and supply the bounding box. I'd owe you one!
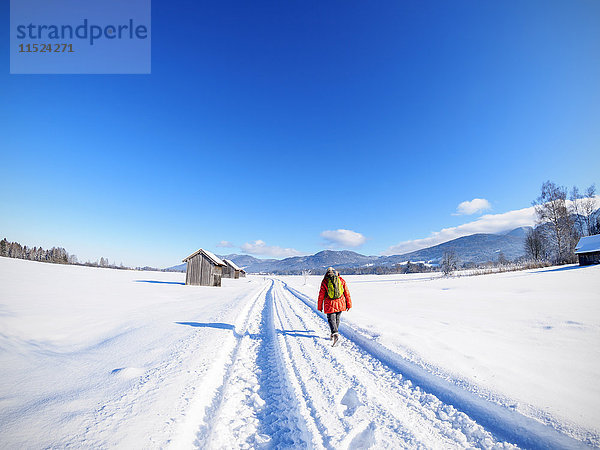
[239,269,246,278]
[222,259,241,279]
[182,248,226,286]
[575,235,600,266]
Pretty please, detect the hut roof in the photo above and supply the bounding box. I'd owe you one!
[182,248,226,265]
[575,235,600,254]
[223,259,241,271]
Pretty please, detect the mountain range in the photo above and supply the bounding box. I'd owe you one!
[165,227,532,274]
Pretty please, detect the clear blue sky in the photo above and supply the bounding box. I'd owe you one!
[1,0,599,267]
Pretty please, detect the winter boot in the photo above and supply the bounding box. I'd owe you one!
[332,332,339,347]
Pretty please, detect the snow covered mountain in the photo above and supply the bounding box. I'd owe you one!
[219,254,277,268]
[380,227,532,267]
[233,228,530,273]
[163,262,187,272]
[236,250,375,274]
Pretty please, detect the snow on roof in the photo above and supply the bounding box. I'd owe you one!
[575,235,600,254]
[182,248,226,265]
[203,249,226,266]
[223,259,241,271]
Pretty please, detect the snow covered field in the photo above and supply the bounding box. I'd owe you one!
[0,257,264,448]
[1,256,599,448]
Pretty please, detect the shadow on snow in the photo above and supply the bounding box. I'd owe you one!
[175,321,326,340]
[535,265,586,274]
[135,280,185,285]
[175,322,234,330]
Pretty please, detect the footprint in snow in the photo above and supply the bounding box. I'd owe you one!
[341,387,362,417]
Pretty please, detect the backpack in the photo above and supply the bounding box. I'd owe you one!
[326,274,344,299]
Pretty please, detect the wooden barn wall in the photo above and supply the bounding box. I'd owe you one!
[222,266,232,278]
[185,254,223,286]
[579,252,600,266]
[201,257,211,285]
[186,254,201,285]
[212,265,222,286]
[221,265,241,280]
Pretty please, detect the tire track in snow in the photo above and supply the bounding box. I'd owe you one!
[270,285,338,449]
[253,281,315,448]
[280,280,591,450]
[188,281,310,449]
[169,281,270,448]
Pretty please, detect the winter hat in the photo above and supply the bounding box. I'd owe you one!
[326,266,335,274]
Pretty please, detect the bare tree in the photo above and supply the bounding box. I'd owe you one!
[570,184,598,237]
[441,250,459,276]
[524,227,547,261]
[533,181,576,264]
[497,251,508,265]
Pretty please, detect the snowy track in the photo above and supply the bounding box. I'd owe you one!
[189,282,309,448]
[175,278,590,449]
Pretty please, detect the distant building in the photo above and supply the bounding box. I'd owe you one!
[574,235,600,266]
[222,259,242,279]
[182,248,226,286]
[240,269,246,278]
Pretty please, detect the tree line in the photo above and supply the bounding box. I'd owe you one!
[338,261,436,275]
[0,238,74,264]
[0,238,127,269]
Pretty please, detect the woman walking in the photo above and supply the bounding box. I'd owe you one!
[318,267,352,346]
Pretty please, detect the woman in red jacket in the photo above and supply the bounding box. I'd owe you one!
[318,267,352,346]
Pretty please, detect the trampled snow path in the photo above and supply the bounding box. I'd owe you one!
[173,278,590,449]
[190,282,310,448]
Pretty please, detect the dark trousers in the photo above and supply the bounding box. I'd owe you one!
[327,312,342,334]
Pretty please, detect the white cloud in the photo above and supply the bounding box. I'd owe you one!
[454,198,492,215]
[383,206,537,255]
[216,240,235,248]
[320,229,367,248]
[241,240,304,258]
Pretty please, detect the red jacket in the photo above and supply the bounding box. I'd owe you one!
[318,276,352,314]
